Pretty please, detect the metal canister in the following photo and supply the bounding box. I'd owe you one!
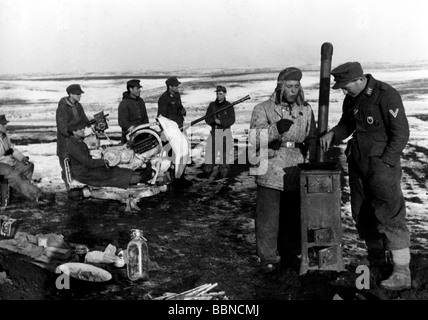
[75,244,89,262]
[0,217,17,238]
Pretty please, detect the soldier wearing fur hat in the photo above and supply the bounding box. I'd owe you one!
[118,79,149,144]
[249,68,317,272]
[0,115,53,203]
[56,84,89,192]
[66,120,154,188]
[320,61,411,290]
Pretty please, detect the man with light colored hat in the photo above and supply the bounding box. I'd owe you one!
[199,85,235,179]
[56,84,89,193]
[320,61,411,290]
[118,79,149,144]
[0,114,53,203]
[249,67,317,273]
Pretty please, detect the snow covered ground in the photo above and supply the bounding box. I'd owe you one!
[1,64,428,256]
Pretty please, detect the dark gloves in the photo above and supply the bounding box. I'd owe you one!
[268,139,282,150]
[4,148,14,156]
[178,107,186,116]
[276,119,294,134]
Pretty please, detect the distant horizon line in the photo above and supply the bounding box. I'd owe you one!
[1,60,427,81]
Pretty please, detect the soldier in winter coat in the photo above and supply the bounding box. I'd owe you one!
[249,67,317,272]
[67,120,154,189]
[56,84,89,191]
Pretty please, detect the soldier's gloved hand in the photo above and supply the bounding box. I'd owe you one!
[276,119,294,134]
[4,148,14,156]
[268,139,282,150]
[178,107,186,116]
[22,156,30,164]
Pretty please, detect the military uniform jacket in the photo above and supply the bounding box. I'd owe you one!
[249,93,317,191]
[56,97,89,158]
[205,99,235,130]
[331,74,409,166]
[118,91,149,143]
[157,91,186,127]
[67,136,134,189]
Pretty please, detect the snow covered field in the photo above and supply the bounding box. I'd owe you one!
[1,64,428,256]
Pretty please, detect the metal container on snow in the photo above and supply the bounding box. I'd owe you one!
[298,163,345,275]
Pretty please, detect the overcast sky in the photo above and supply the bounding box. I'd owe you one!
[1,0,427,75]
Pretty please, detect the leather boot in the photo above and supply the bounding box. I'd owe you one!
[380,264,411,291]
[365,239,387,267]
[380,248,411,291]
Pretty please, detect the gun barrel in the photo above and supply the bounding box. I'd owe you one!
[130,95,251,154]
[181,95,251,130]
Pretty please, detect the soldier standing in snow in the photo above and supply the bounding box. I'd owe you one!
[200,85,235,179]
[320,61,411,290]
[157,77,192,189]
[250,67,317,272]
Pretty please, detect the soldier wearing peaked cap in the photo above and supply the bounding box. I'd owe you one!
[320,61,411,290]
[249,67,317,272]
[199,85,235,179]
[56,84,89,193]
[118,79,149,144]
[157,76,193,189]
[157,77,186,127]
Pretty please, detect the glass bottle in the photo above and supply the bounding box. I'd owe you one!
[126,229,149,281]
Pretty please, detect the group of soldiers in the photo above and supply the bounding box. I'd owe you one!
[57,77,236,192]
[0,62,412,291]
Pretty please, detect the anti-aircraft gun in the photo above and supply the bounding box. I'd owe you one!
[67,95,250,212]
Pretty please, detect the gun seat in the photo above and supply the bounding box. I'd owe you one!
[63,157,167,212]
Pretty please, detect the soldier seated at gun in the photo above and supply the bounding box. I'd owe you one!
[66,119,154,188]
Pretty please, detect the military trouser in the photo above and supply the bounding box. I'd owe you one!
[203,129,233,177]
[348,155,410,251]
[255,185,301,264]
[12,160,34,181]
